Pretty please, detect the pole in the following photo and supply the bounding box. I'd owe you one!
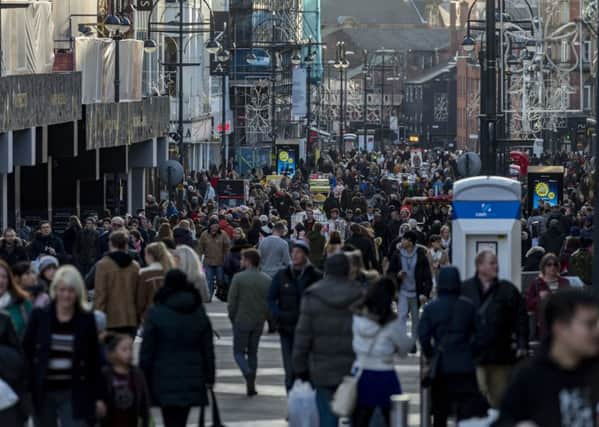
[593,0,599,291]
[222,72,227,170]
[363,50,368,151]
[306,63,311,167]
[380,52,385,151]
[478,47,487,173]
[339,64,344,154]
[270,16,276,171]
[0,1,3,78]
[485,0,497,175]
[178,0,184,167]
[114,33,121,103]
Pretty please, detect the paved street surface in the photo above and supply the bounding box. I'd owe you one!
[136,301,421,427]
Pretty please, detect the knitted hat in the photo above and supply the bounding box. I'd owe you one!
[324,253,350,277]
[292,239,310,255]
[38,255,59,274]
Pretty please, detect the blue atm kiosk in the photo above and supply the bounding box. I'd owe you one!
[452,176,522,290]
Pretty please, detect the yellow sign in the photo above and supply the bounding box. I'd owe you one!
[408,135,419,143]
[279,151,289,162]
[535,182,549,198]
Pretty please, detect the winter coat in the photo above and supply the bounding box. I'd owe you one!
[419,268,479,375]
[461,275,528,365]
[538,227,566,257]
[28,233,65,260]
[0,311,25,406]
[345,234,379,271]
[388,245,434,301]
[100,365,151,427]
[227,267,272,326]
[173,228,195,249]
[136,263,166,323]
[94,252,141,329]
[1,296,32,339]
[307,230,326,268]
[198,230,231,267]
[74,229,99,269]
[139,286,215,407]
[292,275,363,387]
[353,314,413,370]
[22,304,103,424]
[0,238,28,267]
[62,226,81,256]
[224,239,252,280]
[267,264,322,334]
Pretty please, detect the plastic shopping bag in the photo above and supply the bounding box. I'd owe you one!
[0,378,18,410]
[458,409,499,427]
[288,380,319,427]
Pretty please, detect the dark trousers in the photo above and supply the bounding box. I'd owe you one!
[233,322,263,376]
[352,406,391,427]
[161,406,191,427]
[279,332,295,391]
[432,373,488,427]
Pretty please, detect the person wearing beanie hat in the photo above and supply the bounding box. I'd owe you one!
[292,252,362,427]
[139,268,215,426]
[37,255,59,277]
[291,239,310,255]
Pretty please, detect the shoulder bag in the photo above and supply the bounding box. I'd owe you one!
[331,322,384,417]
[199,387,226,427]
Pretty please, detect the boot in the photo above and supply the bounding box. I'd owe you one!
[245,373,257,397]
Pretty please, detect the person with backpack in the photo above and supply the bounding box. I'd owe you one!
[570,237,592,286]
[419,266,488,427]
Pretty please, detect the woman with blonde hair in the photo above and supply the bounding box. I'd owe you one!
[137,242,176,321]
[23,265,106,426]
[325,230,343,257]
[157,223,174,246]
[174,245,210,302]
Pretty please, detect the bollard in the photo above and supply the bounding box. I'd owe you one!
[390,394,410,427]
[420,354,432,427]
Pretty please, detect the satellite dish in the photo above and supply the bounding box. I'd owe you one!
[457,152,482,177]
[159,160,184,188]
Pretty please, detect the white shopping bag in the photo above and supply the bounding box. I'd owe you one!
[0,378,18,410]
[458,409,499,427]
[288,380,319,427]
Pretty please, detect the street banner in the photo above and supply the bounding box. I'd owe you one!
[527,166,564,211]
[291,67,307,120]
[276,145,298,177]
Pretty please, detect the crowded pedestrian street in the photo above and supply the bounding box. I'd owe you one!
[2,0,599,427]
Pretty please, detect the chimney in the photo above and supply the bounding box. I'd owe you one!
[460,1,469,29]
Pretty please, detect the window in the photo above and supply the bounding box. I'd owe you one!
[584,85,592,111]
[583,40,592,63]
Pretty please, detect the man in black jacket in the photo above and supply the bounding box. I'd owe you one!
[388,231,433,353]
[494,290,599,427]
[461,250,528,409]
[28,221,65,261]
[267,240,322,390]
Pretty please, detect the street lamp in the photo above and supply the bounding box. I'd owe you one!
[291,52,302,65]
[335,41,350,154]
[303,48,316,166]
[462,35,476,52]
[104,14,131,103]
[143,39,158,54]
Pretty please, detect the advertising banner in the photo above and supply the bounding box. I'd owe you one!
[276,145,297,177]
[291,67,307,119]
[527,166,564,211]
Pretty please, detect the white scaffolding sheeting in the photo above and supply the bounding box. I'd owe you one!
[0,1,54,75]
[75,37,144,104]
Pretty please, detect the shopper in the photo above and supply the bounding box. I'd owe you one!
[0,259,32,339]
[139,269,215,427]
[227,248,272,396]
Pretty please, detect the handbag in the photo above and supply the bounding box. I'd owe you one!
[421,298,464,388]
[331,323,384,417]
[199,387,226,427]
[214,281,229,302]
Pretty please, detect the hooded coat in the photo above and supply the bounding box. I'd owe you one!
[139,270,215,407]
[292,272,363,387]
[419,267,478,375]
[94,251,140,329]
[538,221,566,257]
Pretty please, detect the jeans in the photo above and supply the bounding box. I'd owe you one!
[279,332,295,391]
[315,386,338,427]
[34,390,89,427]
[476,364,513,409]
[233,323,263,376]
[204,265,224,299]
[161,406,191,427]
[399,293,419,341]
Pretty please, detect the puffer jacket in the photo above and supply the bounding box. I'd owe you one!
[419,267,479,374]
[292,275,363,387]
[353,314,413,370]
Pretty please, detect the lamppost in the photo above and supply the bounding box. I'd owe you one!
[215,25,231,169]
[387,75,401,144]
[334,42,350,154]
[375,48,396,151]
[594,0,599,290]
[104,14,131,103]
[363,49,369,151]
